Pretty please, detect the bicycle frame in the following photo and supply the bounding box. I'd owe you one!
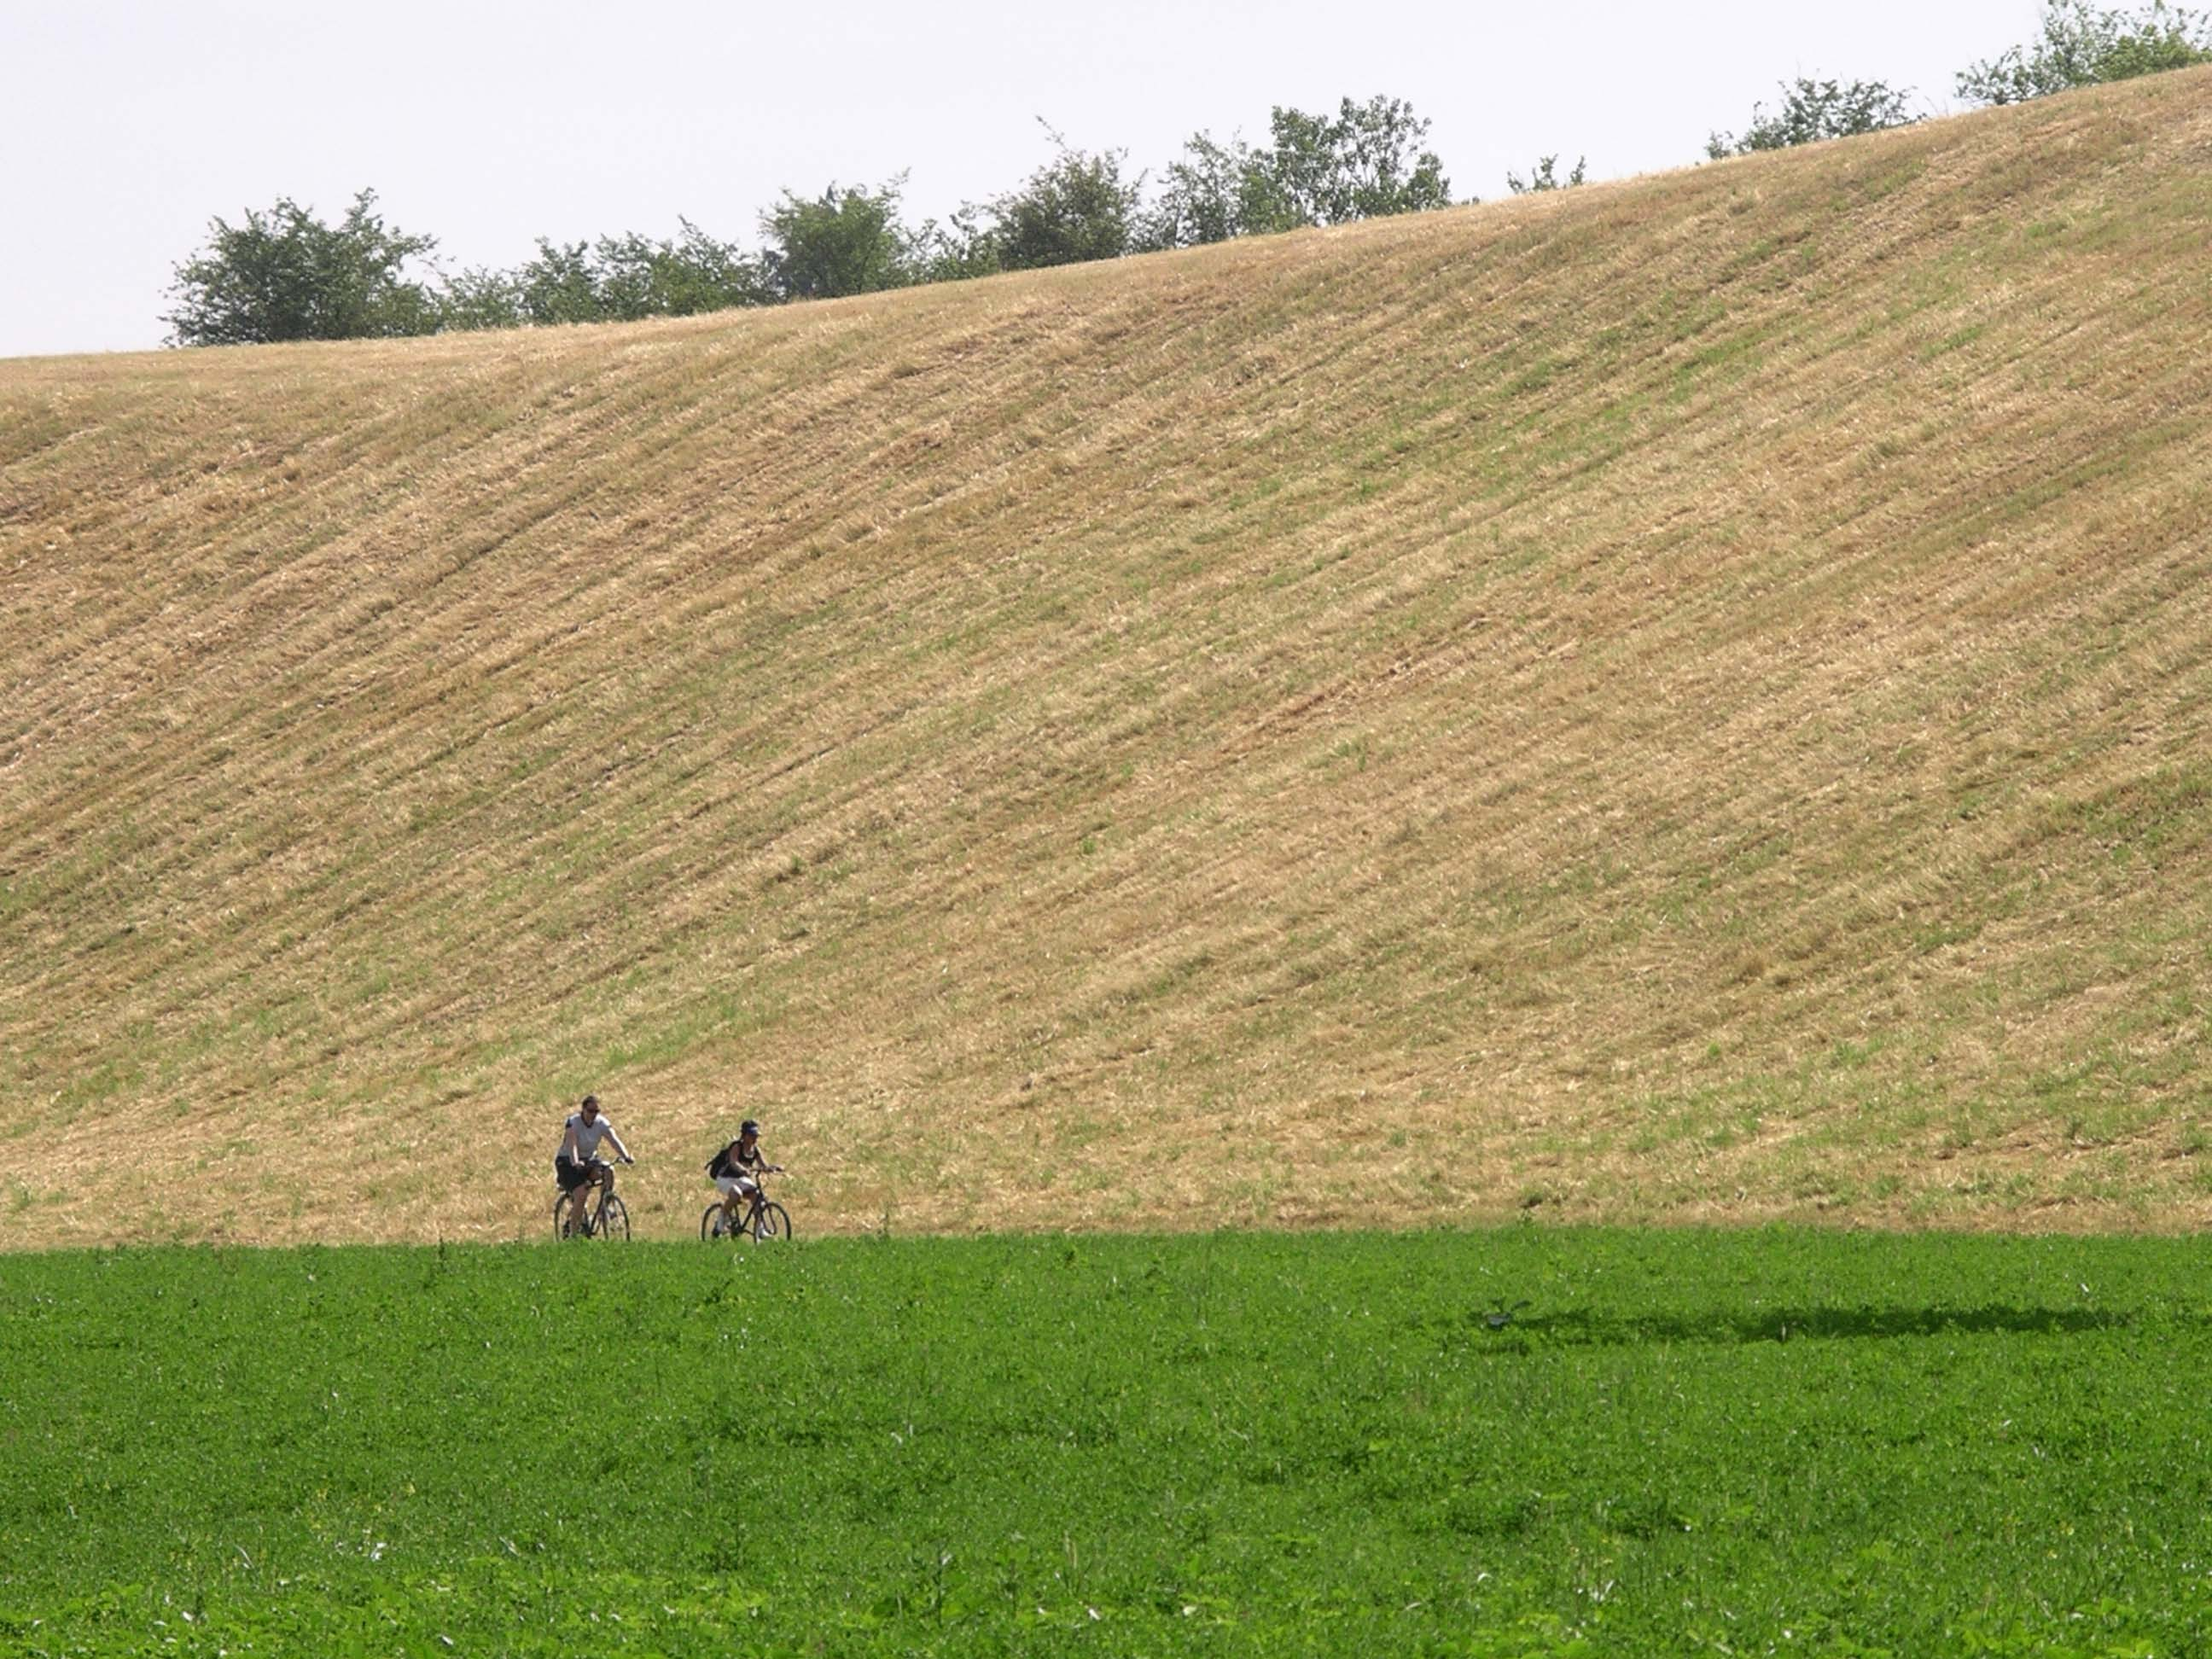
[556,1160,626,1238]
[704,1178,788,1242]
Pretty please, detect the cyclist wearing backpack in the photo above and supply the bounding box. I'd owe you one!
[556,1094,632,1235]
[707,1119,780,1228]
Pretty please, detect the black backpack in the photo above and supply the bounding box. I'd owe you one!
[705,1141,737,1179]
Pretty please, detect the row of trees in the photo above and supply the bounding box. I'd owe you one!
[167,96,1447,344]
[1708,0,2211,154]
[165,3,2212,346]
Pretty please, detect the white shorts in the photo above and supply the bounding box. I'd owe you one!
[715,1176,757,1199]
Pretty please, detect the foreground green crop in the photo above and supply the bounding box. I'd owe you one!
[3,1227,2209,1656]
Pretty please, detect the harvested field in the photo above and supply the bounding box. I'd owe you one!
[6,71,2212,1243]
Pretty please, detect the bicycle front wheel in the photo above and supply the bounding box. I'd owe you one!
[599,1195,631,1240]
[754,1202,791,1242]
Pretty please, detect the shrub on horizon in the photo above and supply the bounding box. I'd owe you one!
[1707,78,1918,159]
[1144,95,1455,248]
[1957,0,2212,103]
[760,178,923,301]
[988,134,1145,271]
[1506,154,1587,194]
[164,189,439,346]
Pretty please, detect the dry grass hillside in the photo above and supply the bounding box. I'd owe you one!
[8,73,2212,1245]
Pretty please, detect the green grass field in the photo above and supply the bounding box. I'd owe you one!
[6,1227,2209,1656]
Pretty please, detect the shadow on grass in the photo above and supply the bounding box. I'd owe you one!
[1501,1305,2136,1348]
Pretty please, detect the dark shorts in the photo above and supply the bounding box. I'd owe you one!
[555,1155,597,1193]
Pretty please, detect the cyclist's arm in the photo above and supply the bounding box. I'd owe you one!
[608,1128,634,1162]
[560,1123,579,1161]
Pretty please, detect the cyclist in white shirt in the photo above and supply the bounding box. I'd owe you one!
[555,1094,632,1235]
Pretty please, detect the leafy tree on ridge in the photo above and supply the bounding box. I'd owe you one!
[1957,0,2212,103]
[987,129,1145,271]
[164,189,439,346]
[1707,78,1918,158]
[1145,96,1455,247]
[1144,131,1266,248]
[1246,96,1454,230]
[760,179,919,301]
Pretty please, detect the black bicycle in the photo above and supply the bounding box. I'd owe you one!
[553,1157,632,1241]
[701,1177,790,1243]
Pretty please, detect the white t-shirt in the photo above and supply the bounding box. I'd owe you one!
[564,1113,619,1161]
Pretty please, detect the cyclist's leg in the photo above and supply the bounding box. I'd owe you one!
[584,1159,608,1231]
[556,1157,585,1235]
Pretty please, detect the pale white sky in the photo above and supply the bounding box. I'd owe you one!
[2,1,2046,358]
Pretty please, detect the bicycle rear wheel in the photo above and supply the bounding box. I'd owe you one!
[753,1202,791,1242]
[701,1203,732,1242]
[552,1190,579,1240]
[599,1195,631,1240]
